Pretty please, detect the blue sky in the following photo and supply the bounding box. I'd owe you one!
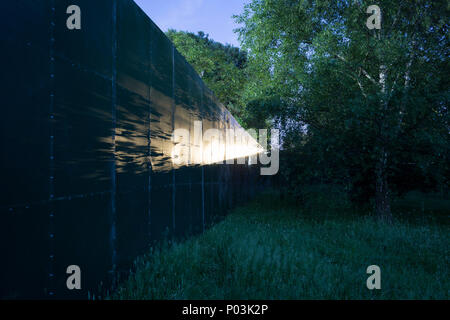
[134,0,248,47]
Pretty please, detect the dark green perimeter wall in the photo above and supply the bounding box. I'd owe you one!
[0,0,267,299]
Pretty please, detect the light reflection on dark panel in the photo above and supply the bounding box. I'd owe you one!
[173,51,194,237]
[149,22,174,173]
[53,61,113,197]
[202,86,214,227]
[115,0,151,269]
[149,19,174,240]
[187,67,204,235]
[217,110,231,218]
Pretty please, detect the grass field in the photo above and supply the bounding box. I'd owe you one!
[110,190,449,300]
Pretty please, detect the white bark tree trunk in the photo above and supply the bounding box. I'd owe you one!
[376,64,393,221]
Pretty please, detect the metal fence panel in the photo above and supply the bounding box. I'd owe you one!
[0,0,263,299]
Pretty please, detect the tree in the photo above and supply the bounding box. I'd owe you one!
[235,0,449,220]
[166,30,249,123]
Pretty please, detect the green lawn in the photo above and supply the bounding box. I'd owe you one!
[110,191,449,300]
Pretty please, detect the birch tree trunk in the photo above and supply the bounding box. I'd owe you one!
[375,149,392,221]
[375,64,393,222]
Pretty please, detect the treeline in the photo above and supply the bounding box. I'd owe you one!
[167,0,449,220]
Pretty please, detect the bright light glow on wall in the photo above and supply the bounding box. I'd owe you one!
[171,121,265,167]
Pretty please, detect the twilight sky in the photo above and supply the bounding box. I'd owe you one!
[133,0,248,47]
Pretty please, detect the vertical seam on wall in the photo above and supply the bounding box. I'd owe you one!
[171,45,176,233]
[48,0,56,298]
[201,87,205,232]
[148,29,152,241]
[110,0,118,282]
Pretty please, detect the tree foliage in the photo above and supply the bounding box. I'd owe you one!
[235,0,449,219]
[166,30,249,122]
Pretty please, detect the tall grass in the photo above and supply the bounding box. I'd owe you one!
[110,190,449,300]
